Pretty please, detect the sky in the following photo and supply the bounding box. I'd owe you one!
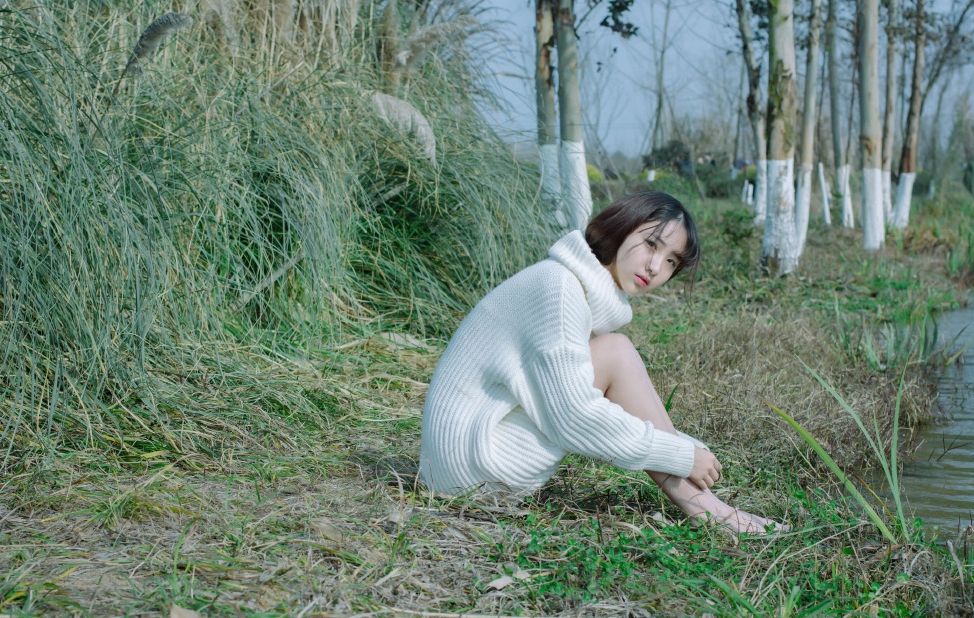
[474,0,751,159]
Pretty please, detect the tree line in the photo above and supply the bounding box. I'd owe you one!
[533,0,974,276]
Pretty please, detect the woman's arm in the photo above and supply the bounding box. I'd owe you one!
[525,341,697,477]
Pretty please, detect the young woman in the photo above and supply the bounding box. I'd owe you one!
[419,191,781,534]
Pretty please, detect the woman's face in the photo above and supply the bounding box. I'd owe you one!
[605,221,688,296]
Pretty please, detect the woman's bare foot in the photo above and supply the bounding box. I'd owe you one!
[651,473,789,536]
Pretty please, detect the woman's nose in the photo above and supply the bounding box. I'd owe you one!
[648,254,662,274]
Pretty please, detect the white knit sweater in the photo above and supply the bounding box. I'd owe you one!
[418,231,698,496]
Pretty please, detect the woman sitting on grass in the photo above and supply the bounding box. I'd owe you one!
[419,191,782,534]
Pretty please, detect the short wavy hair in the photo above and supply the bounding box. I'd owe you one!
[584,191,701,290]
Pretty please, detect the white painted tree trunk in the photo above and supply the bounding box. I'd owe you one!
[896,0,923,232]
[761,0,799,275]
[859,0,884,251]
[882,171,893,223]
[818,162,832,225]
[754,159,768,225]
[555,0,591,230]
[862,167,885,248]
[881,0,898,224]
[746,182,754,205]
[892,171,915,228]
[763,159,800,274]
[559,140,592,230]
[735,0,768,226]
[535,0,559,215]
[796,0,822,256]
[796,167,813,253]
[838,164,854,227]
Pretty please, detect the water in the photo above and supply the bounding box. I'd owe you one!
[900,305,974,534]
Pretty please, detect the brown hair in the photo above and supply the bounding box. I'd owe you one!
[584,191,700,289]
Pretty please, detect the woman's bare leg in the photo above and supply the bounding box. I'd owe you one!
[590,333,780,534]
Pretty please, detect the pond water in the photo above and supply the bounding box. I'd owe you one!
[900,305,974,534]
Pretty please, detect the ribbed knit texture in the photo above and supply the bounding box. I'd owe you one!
[418,231,697,496]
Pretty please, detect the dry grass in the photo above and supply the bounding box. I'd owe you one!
[644,311,935,472]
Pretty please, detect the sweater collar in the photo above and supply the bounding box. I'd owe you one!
[548,230,633,335]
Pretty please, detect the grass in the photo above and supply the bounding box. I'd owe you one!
[3,0,974,614]
[0,0,554,474]
[3,189,974,615]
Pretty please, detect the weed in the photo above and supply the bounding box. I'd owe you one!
[770,364,914,545]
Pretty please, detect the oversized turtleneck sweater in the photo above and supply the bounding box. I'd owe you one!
[418,230,698,496]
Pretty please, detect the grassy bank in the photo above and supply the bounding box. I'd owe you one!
[4,180,974,615]
[3,1,974,614]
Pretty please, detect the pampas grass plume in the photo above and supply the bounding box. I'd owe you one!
[371,91,437,166]
[123,12,194,76]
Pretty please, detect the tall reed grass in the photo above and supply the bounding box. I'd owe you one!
[0,0,552,472]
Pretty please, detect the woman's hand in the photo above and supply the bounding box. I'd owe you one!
[688,446,722,491]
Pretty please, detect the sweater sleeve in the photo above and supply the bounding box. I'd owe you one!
[525,340,696,477]
[676,430,709,451]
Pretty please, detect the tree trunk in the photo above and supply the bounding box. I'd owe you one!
[827,0,854,227]
[555,0,592,230]
[881,0,899,222]
[893,0,924,229]
[762,0,800,275]
[535,0,560,214]
[928,79,949,196]
[732,66,745,169]
[651,0,673,151]
[860,0,884,250]
[816,60,832,223]
[796,0,823,254]
[819,162,833,224]
[735,0,768,224]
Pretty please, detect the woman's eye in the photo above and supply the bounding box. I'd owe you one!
[668,259,677,266]
[646,239,657,249]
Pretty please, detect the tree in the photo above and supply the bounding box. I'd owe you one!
[882,0,900,221]
[796,0,824,254]
[826,0,855,227]
[651,0,674,152]
[735,0,769,224]
[761,0,800,274]
[892,0,924,228]
[893,0,974,228]
[556,0,593,230]
[536,0,561,214]
[860,0,885,251]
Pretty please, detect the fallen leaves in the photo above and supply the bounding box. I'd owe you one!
[310,518,346,544]
[484,568,531,591]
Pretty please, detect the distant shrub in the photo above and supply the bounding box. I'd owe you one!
[587,164,604,183]
[643,140,690,172]
[718,208,756,252]
[644,170,698,206]
[696,164,739,198]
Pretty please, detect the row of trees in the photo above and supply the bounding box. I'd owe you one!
[533,0,974,276]
[748,0,973,274]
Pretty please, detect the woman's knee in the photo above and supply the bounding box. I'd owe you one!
[590,333,641,382]
[590,333,635,358]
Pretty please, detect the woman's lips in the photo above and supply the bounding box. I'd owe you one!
[635,274,650,287]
